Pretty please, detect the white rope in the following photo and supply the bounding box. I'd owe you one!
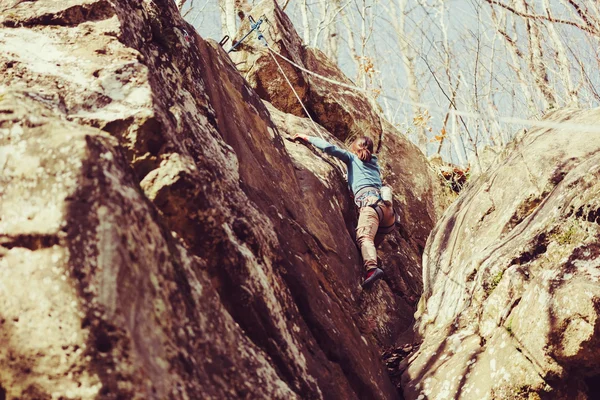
[268,46,371,95]
[267,45,441,111]
[265,42,325,140]
[264,42,348,172]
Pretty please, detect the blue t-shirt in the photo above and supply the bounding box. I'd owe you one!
[307,137,382,195]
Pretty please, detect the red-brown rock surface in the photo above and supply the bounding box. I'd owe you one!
[232,0,451,313]
[0,0,444,398]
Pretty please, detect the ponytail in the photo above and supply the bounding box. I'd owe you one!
[351,136,374,161]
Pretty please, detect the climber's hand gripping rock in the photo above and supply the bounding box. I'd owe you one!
[293,133,309,142]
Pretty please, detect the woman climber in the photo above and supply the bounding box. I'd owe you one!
[294,134,396,289]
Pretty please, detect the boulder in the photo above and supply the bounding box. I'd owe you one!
[266,101,415,347]
[0,0,439,398]
[230,0,380,141]
[0,90,299,399]
[403,108,600,399]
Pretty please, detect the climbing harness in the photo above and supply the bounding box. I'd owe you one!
[354,187,381,208]
[220,15,267,53]
[220,16,401,239]
[354,186,396,233]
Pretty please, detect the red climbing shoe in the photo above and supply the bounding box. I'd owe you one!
[361,268,384,289]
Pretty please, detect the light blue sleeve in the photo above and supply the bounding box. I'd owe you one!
[307,137,352,163]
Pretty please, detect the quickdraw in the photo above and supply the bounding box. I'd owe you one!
[220,15,267,53]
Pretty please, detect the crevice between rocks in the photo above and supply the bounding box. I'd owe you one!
[503,194,545,234]
[205,241,318,398]
[503,158,576,235]
[573,205,600,225]
[512,345,550,385]
[0,234,59,251]
[513,232,548,266]
[585,374,600,396]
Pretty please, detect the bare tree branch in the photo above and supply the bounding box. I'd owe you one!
[564,0,600,32]
[281,0,292,11]
[485,0,599,34]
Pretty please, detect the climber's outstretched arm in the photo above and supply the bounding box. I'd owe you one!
[294,135,352,163]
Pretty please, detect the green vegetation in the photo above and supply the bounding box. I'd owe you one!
[490,271,503,290]
[505,317,514,336]
[486,270,504,295]
[555,222,578,245]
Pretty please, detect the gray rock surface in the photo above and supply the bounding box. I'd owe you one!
[404,108,600,399]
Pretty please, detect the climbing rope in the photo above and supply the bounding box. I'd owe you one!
[262,36,600,136]
[221,17,332,141]
[263,41,348,172]
[267,46,372,96]
[221,17,355,171]
[264,42,325,141]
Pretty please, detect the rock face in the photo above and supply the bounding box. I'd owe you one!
[404,109,600,399]
[231,1,379,141]
[232,0,451,303]
[1,90,296,399]
[0,0,442,398]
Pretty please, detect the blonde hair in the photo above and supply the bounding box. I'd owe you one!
[350,136,374,161]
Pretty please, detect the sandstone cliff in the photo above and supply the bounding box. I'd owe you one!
[230,0,452,303]
[404,109,600,399]
[0,0,444,398]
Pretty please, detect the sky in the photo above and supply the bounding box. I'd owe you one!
[182,0,600,165]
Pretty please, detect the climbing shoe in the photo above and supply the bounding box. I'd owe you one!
[361,268,384,289]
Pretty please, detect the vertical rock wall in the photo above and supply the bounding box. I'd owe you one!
[231,0,451,312]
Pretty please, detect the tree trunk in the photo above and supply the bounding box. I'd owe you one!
[323,0,340,62]
[390,0,427,152]
[341,9,360,80]
[360,0,368,89]
[219,0,229,37]
[541,0,578,106]
[301,0,311,44]
[516,0,556,108]
[490,7,537,114]
[225,0,237,38]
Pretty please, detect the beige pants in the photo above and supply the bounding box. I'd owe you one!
[355,202,395,271]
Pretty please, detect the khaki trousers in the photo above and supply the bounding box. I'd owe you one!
[355,203,395,271]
